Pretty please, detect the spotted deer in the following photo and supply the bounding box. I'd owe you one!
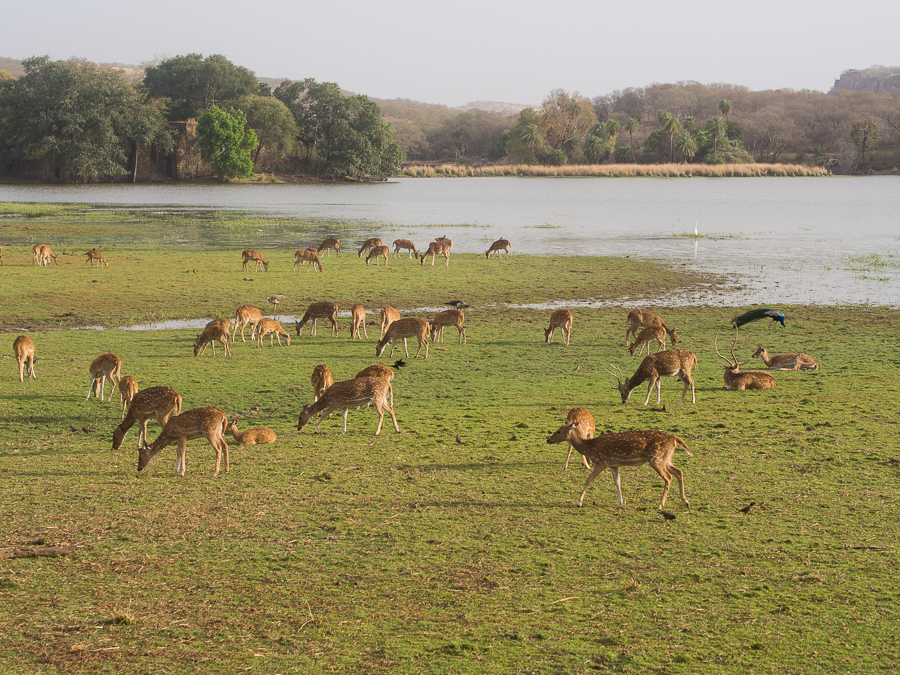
[355,364,395,408]
[358,238,383,257]
[380,306,400,338]
[311,364,334,402]
[318,237,343,257]
[293,248,324,272]
[13,335,36,382]
[752,345,819,371]
[545,309,573,346]
[297,377,399,435]
[715,329,777,390]
[608,349,699,406]
[84,249,108,268]
[256,318,291,347]
[194,319,232,357]
[485,238,511,259]
[624,310,677,346]
[392,239,419,259]
[242,249,269,272]
[138,407,230,477]
[629,324,676,357]
[420,241,451,267]
[376,317,430,360]
[562,408,595,471]
[86,353,122,402]
[431,309,466,344]
[118,375,139,420]
[228,419,277,445]
[366,245,390,266]
[232,306,263,342]
[350,304,368,339]
[295,302,339,337]
[112,386,183,450]
[32,244,59,266]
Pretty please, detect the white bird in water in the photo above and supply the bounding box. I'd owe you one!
[267,295,286,306]
[694,223,699,237]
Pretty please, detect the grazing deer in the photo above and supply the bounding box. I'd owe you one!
[562,408,595,471]
[376,317,430,360]
[318,237,343,257]
[194,319,232,357]
[295,301,339,337]
[138,407,230,477]
[431,309,466,344]
[545,309,573,346]
[714,329,777,390]
[485,238,511,259]
[297,377,399,435]
[355,364,395,408]
[32,244,59,266]
[228,419,276,445]
[358,237,383,257]
[256,318,291,347]
[118,375,139,420]
[624,310,677,346]
[241,249,269,272]
[433,236,453,250]
[350,304,368,339]
[380,306,400,338]
[232,306,263,342]
[84,249,108,268]
[311,364,334,402]
[752,345,819,371]
[293,248,324,272]
[86,352,122,402]
[392,239,419,259]
[609,349,699,406]
[365,245,390,266]
[546,423,692,508]
[113,386,183,450]
[13,335,36,382]
[629,325,676,357]
[420,241,451,266]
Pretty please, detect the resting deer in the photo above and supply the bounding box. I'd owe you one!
[624,310,676,346]
[86,352,121,402]
[293,248,324,272]
[376,317,430,360]
[366,245,390,266]
[138,407,230,477]
[431,309,466,344]
[562,408,594,471]
[242,249,269,272]
[752,345,818,371]
[118,375,139,420]
[358,237,383,257]
[380,306,400,338]
[113,386,183,450]
[714,329,777,390]
[355,365,395,408]
[232,305,263,342]
[318,237,343,257]
[295,301,339,337]
[311,364,334,402]
[256,318,291,347]
[297,377,399,435]
[629,325,676,357]
[32,244,59,266]
[609,349,699,405]
[485,238,511,259]
[545,309,573,346]
[13,335,36,382]
[392,239,418,259]
[194,319,232,357]
[350,304,368,339]
[228,419,277,446]
[84,249,108,268]
[420,241,451,266]
[546,422,692,508]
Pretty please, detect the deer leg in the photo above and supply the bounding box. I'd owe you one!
[681,373,695,404]
[341,407,350,434]
[610,467,624,505]
[667,463,688,506]
[389,339,397,358]
[312,319,317,337]
[373,400,385,435]
[578,463,608,507]
[331,318,338,337]
[383,399,400,432]
[564,444,576,471]
[402,338,411,358]
[176,438,187,476]
[363,322,368,339]
[138,419,150,449]
[643,377,657,406]
[649,460,673,509]
[86,378,96,401]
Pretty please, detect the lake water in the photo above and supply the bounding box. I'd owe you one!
[1,177,898,308]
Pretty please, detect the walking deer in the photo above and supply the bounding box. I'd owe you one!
[311,364,334,402]
[420,241,451,266]
[194,319,232,357]
[376,317,430,360]
[546,423,692,508]
[295,301,339,337]
[13,335,36,382]
[380,306,400,338]
[714,329,777,390]
[293,248,324,272]
[118,375,139,420]
[138,407,230,477]
[318,237,343,257]
[485,238,511,259]
[392,239,419,259]
[358,238,383,257]
[431,309,466,344]
[86,353,121,402]
[256,318,291,347]
[228,419,277,445]
[562,408,595,471]
[365,245,390,266]
[350,304,368,339]
[609,349,699,405]
[545,309,573,346]
[241,249,269,272]
[112,386,183,450]
[232,306,263,342]
[624,310,677,346]
[84,249,108,268]
[752,345,819,371]
[629,325,676,357]
[297,377,399,435]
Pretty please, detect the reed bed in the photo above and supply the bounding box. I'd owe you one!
[400,162,828,178]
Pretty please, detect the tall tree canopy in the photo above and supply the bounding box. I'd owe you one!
[196,106,258,180]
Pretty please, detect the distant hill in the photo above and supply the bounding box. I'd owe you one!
[830,66,900,94]
[0,57,25,77]
[457,101,530,115]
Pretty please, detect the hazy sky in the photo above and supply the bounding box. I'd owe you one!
[6,0,900,107]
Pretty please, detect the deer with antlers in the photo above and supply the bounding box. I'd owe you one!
[318,237,343,257]
[297,377,399,435]
[118,375,139,420]
[431,309,466,344]
[562,408,595,471]
[714,329,777,390]
[358,238,383,257]
[609,349,699,406]
[624,310,677,346]
[84,249,108,268]
[380,306,400,338]
[295,301,339,337]
[256,318,291,347]
[228,419,276,446]
[629,324,677,357]
[392,239,419,259]
[546,423,692,508]
[545,309,573,346]
[485,238,511,259]
[113,386,183,450]
[86,353,122,402]
[13,335,36,382]
[350,304,368,339]
[138,407,230,477]
[194,319,232,357]
[232,306,262,342]
[752,345,819,371]
[376,317,430,360]
[365,245,390,266]
[420,241,451,267]
[293,248,324,272]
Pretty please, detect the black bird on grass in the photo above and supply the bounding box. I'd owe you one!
[445,300,469,309]
[393,359,408,369]
[732,309,785,328]
[660,511,677,522]
[738,502,756,515]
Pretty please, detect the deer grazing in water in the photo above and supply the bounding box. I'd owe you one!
[562,408,595,471]
[138,407,230,477]
[318,237,343,257]
[295,301,339,337]
[118,375,139,420]
[350,304,368,339]
[392,239,418,259]
[366,245,390,266]
[431,309,466,344]
[545,309,573,346]
[355,365,395,408]
[752,345,819,371]
[376,317,430,360]
[112,386,183,450]
[293,248,324,272]
[232,306,262,342]
[241,249,269,272]
[358,238,383,257]
[86,353,122,402]
[13,335,36,382]
[624,310,677,346]
[380,306,400,338]
[311,364,334,402]
[32,244,59,266]
[420,241,451,266]
[714,329,777,390]
[84,249,108,268]
[629,325,676,357]
[297,377,400,435]
[608,349,699,406]
[228,418,276,446]
[256,318,291,347]
[546,422,692,508]
[194,319,232,357]
[485,238,511,259]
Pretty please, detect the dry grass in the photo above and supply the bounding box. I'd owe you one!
[400,163,829,178]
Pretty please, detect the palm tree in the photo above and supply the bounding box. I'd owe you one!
[673,132,698,163]
[582,135,607,164]
[706,116,727,157]
[624,117,639,151]
[518,124,545,161]
[683,116,697,134]
[661,114,681,163]
[718,99,734,122]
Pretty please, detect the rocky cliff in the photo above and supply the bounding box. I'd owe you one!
[830,66,900,94]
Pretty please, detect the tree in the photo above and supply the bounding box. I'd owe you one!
[624,116,640,152]
[850,118,879,165]
[539,89,596,156]
[673,131,698,162]
[705,116,727,156]
[196,106,258,180]
[660,112,681,162]
[718,99,734,121]
[236,95,297,167]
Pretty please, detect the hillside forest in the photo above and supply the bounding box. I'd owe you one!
[1,55,899,182]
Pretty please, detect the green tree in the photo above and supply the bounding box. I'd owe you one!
[705,116,727,157]
[539,89,596,156]
[718,99,734,121]
[624,116,640,153]
[196,106,258,180]
[683,116,697,134]
[236,95,297,167]
[660,112,681,162]
[850,118,879,165]
[582,134,607,163]
[673,131,698,162]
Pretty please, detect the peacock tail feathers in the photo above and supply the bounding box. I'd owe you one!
[732,308,786,328]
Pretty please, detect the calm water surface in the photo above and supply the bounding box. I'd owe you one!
[2,177,898,308]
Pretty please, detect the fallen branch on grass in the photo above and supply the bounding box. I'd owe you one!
[0,544,79,560]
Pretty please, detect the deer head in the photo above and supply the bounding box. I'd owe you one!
[714,327,745,372]
[606,364,633,404]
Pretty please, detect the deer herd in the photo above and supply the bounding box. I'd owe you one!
[10,233,821,513]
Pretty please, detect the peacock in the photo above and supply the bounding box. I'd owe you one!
[732,308,785,328]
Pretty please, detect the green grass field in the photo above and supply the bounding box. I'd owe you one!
[1,205,899,673]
